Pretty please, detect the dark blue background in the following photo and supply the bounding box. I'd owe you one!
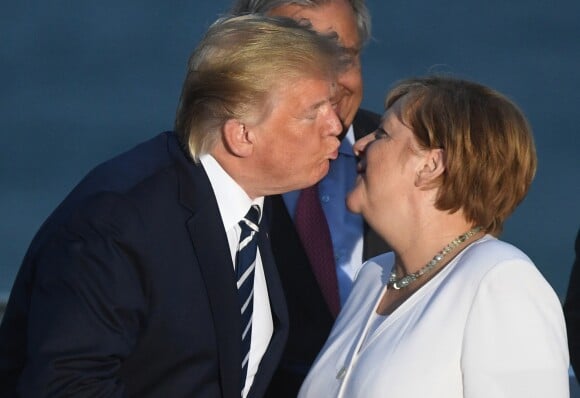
[1,1,579,303]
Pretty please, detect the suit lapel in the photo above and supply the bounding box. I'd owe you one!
[186,209,240,397]
[258,228,288,328]
[171,140,241,398]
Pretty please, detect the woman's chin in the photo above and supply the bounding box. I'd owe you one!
[346,191,363,214]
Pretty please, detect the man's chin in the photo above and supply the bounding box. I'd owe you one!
[286,165,330,192]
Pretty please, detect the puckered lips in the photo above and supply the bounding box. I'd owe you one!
[328,138,340,160]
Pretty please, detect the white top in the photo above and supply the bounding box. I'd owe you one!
[200,154,273,398]
[299,235,570,398]
[283,126,364,304]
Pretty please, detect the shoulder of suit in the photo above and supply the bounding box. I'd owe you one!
[46,132,190,233]
[73,131,194,201]
[462,236,532,264]
[449,236,539,286]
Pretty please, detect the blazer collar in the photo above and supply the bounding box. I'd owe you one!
[168,133,288,397]
[168,134,241,397]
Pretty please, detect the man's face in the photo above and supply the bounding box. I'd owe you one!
[268,0,363,131]
[247,76,342,195]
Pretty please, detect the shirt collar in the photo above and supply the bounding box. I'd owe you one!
[339,125,356,156]
[199,154,264,232]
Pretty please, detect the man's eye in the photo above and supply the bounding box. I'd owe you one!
[302,109,320,120]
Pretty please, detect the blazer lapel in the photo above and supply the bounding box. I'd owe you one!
[187,210,240,398]
[258,223,288,329]
[172,141,241,398]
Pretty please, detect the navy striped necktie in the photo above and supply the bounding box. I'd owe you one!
[236,204,261,395]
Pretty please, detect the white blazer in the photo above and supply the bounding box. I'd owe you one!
[299,235,569,398]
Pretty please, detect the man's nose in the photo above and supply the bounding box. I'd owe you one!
[327,109,342,136]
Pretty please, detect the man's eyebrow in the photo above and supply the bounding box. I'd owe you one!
[308,97,331,110]
[296,98,329,118]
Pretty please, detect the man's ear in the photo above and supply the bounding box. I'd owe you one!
[415,148,445,187]
[223,119,254,158]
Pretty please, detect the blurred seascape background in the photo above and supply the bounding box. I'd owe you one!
[1,1,579,387]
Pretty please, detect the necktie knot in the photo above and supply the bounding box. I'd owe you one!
[240,205,261,234]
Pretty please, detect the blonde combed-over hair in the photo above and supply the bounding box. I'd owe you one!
[174,14,346,161]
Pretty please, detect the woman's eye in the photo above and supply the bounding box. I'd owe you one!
[375,128,390,139]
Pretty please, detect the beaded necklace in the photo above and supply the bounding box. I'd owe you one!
[388,226,482,290]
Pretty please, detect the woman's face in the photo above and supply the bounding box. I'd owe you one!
[346,98,425,226]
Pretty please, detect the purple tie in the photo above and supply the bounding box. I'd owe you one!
[294,184,340,317]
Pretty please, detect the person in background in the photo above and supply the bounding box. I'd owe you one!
[299,76,569,397]
[229,1,390,394]
[564,228,580,379]
[0,15,347,398]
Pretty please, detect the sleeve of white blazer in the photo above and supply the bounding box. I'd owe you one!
[461,258,570,398]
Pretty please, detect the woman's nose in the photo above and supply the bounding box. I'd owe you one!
[353,132,375,156]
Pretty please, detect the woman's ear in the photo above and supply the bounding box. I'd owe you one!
[223,119,254,158]
[415,148,445,187]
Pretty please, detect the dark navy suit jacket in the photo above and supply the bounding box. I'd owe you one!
[564,228,580,377]
[264,109,391,397]
[0,132,288,397]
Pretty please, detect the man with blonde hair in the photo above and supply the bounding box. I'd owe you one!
[0,15,345,398]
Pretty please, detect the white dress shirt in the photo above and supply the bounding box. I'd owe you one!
[283,126,364,305]
[299,235,570,398]
[200,154,273,398]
